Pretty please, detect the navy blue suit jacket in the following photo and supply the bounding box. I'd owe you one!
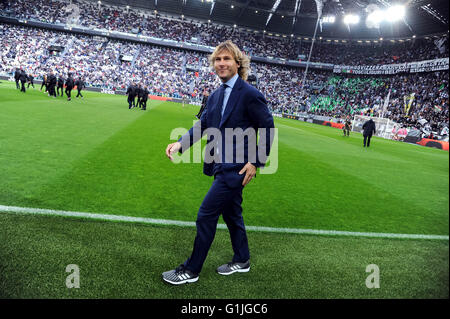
[179,76,274,188]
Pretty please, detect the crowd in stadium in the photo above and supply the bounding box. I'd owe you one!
[1,0,448,63]
[0,0,448,139]
[0,0,296,59]
[299,38,448,65]
[305,71,449,135]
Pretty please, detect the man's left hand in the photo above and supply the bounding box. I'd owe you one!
[239,162,256,186]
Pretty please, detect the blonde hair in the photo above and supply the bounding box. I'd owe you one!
[208,40,251,81]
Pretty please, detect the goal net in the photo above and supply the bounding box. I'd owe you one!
[351,115,398,139]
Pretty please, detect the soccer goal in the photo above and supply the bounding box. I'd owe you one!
[351,115,398,140]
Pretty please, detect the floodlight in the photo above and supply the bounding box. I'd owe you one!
[386,5,405,22]
[367,10,384,24]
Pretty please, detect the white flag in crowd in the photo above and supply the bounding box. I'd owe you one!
[382,89,391,117]
[434,37,447,54]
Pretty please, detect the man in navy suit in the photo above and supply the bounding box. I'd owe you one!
[362,118,376,147]
[163,41,274,285]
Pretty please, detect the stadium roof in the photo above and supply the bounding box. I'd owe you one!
[92,0,448,40]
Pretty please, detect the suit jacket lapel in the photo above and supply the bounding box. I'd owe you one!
[219,77,242,129]
[209,90,222,128]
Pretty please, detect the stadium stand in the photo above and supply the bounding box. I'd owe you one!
[1,0,448,62]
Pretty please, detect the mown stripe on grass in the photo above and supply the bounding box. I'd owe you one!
[1,204,448,240]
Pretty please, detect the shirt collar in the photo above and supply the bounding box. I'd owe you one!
[224,73,239,89]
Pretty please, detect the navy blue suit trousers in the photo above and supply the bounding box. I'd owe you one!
[184,172,249,274]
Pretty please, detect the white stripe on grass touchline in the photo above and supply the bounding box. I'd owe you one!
[0,205,448,240]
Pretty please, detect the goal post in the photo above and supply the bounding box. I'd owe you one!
[352,115,398,140]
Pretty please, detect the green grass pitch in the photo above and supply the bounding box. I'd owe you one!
[0,81,448,298]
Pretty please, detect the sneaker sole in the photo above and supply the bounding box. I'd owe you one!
[162,276,199,285]
[217,267,250,276]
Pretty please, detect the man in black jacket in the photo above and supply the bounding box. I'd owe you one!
[136,83,143,108]
[75,78,84,98]
[140,85,149,110]
[126,82,136,109]
[40,74,47,92]
[19,70,27,92]
[362,118,376,147]
[27,74,34,88]
[65,73,74,101]
[47,72,57,97]
[15,68,21,89]
[196,89,209,119]
[57,76,64,96]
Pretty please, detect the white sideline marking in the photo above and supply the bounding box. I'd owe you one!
[0,205,448,240]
